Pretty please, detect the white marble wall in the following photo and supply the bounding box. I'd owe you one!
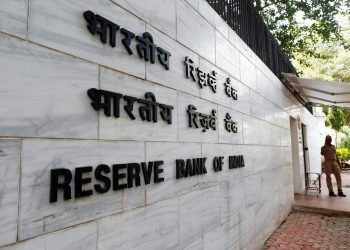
[19,139,145,240]
[177,0,215,63]
[98,198,179,250]
[0,140,20,246]
[179,186,221,248]
[0,0,27,39]
[99,67,178,141]
[0,34,99,139]
[0,0,321,249]
[29,0,146,78]
[111,0,176,39]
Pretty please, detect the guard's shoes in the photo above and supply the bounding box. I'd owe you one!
[329,191,337,197]
[338,191,346,197]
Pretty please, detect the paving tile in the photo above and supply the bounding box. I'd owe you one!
[263,211,350,249]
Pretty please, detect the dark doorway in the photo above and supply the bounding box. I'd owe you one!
[302,124,310,187]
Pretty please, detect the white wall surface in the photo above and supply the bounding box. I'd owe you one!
[0,0,319,249]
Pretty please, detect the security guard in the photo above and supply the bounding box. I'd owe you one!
[321,135,346,197]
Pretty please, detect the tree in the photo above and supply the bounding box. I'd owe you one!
[326,106,345,146]
[252,0,350,58]
[293,16,350,82]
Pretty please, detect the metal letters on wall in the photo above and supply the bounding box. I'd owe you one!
[224,113,238,133]
[50,154,245,202]
[184,56,217,92]
[84,10,171,70]
[87,88,174,124]
[187,104,217,132]
[48,10,248,204]
[224,78,238,100]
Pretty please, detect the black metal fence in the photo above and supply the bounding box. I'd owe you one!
[206,0,297,78]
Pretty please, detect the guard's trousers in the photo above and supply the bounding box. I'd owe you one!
[324,159,342,192]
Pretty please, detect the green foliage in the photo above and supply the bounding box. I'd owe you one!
[336,148,350,162]
[252,1,350,58]
[341,126,350,136]
[340,136,350,149]
[293,16,350,82]
[326,106,344,131]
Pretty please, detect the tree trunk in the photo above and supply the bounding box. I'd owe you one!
[336,131,338,147]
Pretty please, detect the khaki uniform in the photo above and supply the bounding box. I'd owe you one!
[321,144,342,192]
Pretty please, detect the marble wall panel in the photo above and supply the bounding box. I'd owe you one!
[0,0,27,39]
[272,106,290,131]
[0,222,97,250]
[270,167,282,192]
[179,186,221,249]
[98,198,179,250]
[228,28,244,53]
[215,31,240,79]
[218,105,243,144]
[29,0,146,78]
[145,24,200,96]
[19,139,145,240]
[232,77,251,115]
[250,91,267,121]
[254,194,279,245]
[221,179,244,224]
[240,54,257,91]
[231,145,254,178]
[201,143,234,184]
[198,58,232,109]
[244,173,262,208]
[242,43,257,66]
[0,140,20,247]
[280,165,293,187]
[197,59,251,116]
[45,222,97,250]
[242,115,259,145]
[261,171,275,204]
[253,146,277,173]
[177,0,216,63]
[265,103,280,125]
[270,125,283,146]
[99,67,178,141]
[251,91,289,130]
[281,128,292,146]
[198,0,229,38]
[183,238,202,250]
[185,0,199,11]
[145,142,202,204]
[284,147,293,166]
[265,70,283,91]
[0,237,45,250]
[178,93,219,143]
[0,34,98,139]
[274,109,291,129]
[231,204,257,250]
[256,69,270,99]
[269,84,286,109]
[203,221,234,250]
[112,0,176,39]
[279,185,293,224]
[201,144,253,182]
[259,120,272,145]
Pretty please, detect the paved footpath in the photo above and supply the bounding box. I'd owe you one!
[263,211,350,250]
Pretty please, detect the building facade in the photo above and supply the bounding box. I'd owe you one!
[0,0,322,249]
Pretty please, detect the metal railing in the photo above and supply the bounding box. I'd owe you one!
[206,0,297,78]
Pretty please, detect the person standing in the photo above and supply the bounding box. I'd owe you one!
[321,135,346,197]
